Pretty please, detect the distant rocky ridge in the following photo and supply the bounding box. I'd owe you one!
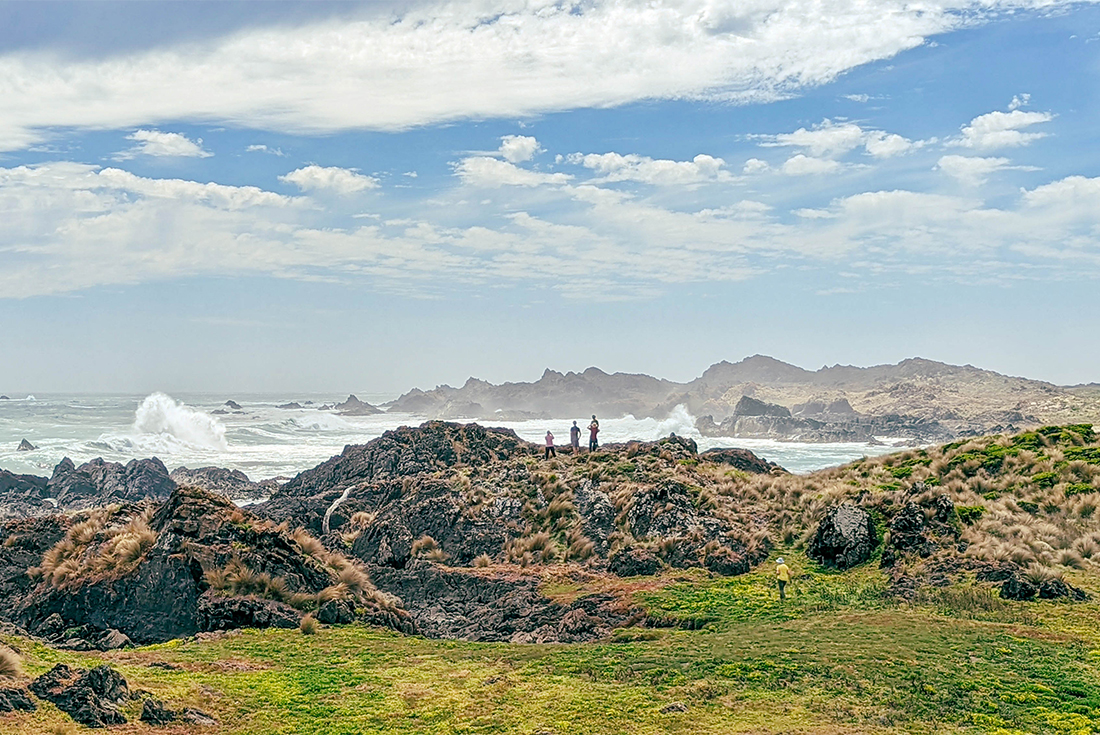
[387,355,1100,442]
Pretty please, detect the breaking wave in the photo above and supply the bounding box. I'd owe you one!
[131,392,229,451]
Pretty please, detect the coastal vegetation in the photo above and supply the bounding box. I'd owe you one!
[1,422,1099,733]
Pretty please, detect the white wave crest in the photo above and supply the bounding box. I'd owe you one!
[132,392,228,451]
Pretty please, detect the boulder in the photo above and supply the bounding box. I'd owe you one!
[45,456,176,509]
[704,547,750,576]
[196,593,301,632]
[807,503,878,569]
[224,400,242,410]
[30,663,128,728]
[276,402,303,409]
[16,439,36,452]
[609,548,660,577]
[316,599,355,625]
[140,698,176,725]
[999,575,1038,601]
[700,447,786,474]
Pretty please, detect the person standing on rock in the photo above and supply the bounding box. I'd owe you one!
[588,415,600,452]
[570,421,581,453]
[775,557,791,600]
[544,431,556,460]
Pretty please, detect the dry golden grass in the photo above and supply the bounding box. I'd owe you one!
[0,646,22,679]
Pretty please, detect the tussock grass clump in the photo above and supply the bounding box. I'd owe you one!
[299,614,318,635]
[33,507,158,589]
[0,646,22,679]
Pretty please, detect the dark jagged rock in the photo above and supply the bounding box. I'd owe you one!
[0,395,9,400]
[700,447,786,474]
[608,547,660,577]
[316,599,355,625]
[368,564,634,642]
[169,466,276,499]
[196,592,300,632]
[46,457,176,509]
[276,422,529,499]
[1000,575,1038,601]
[0,686,36,712]
[140,698,176,725]
[0,469,51,519]
[30,663,128,728]
[808,503,878,570]
[224,400,242,410]
[6,486,408,645]
[704,547,750,576]
[16,439,36,452]
[277,402,303,409]
[334,394,383,416]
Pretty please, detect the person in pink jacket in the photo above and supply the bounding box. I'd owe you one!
[544,431,556,460]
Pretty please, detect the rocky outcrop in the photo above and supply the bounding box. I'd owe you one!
[5,486,410,645]
[808,504,878,569]
[696,412,953,443]
[224,400,242,410]
[276,422,530,499]
[30,664,129,727]
[169,466,276,499]
[334,394,383,416]
[16,439,35,452]
[732,395,791,418]
[700,447,786,474]
[47,457,176,508]
[0,686,35,713]
[0,457,179,520]
[368,564,637,642]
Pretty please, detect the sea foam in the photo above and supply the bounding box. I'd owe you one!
[131,392,229,451]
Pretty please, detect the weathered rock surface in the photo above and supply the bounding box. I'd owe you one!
[808,503,878,569]
[368,564,635,642]
[700,447,786,474]
[169,466,276,499]
[0,687,36,713]
[3,486,410,645]
[30,663,128,727]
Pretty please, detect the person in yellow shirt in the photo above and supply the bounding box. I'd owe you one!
[775,557,791,600]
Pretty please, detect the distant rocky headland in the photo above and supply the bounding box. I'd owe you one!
[385,355,1100,443]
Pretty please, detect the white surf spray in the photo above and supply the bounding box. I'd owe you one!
[131,393,229,451]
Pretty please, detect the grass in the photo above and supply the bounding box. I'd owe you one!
[4,553,1100,734]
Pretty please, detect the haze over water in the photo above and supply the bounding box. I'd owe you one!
[0,393,901,479]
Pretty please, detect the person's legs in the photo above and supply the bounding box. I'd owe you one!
[550,446,556,458]
[544,447,550,460]
[778,580,786,600]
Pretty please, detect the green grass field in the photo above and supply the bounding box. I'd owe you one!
[4,555,1099,735]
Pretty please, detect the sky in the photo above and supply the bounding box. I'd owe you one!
[1,0,1099,395]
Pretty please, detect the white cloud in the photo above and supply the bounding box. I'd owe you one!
[766,119,919,159]
[781,154,841,175]
[772,120,866,157]
[3,159,1100,300]
[454,157,572,188]
[954,109,1053,150]
[246,144,285,156]
[934,155,1039,185]
[117,129,211,159]
[843,94,871,103]
[743,158,770,174]
[864,131,915,158]
[279,165,379,194]
[566,152,730,185]
[499,135,542,163]
[0,0,1077,149]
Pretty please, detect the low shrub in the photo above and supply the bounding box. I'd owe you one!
[956,506,985,525]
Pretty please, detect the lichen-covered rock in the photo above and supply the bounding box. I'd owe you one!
[808,503,878,570]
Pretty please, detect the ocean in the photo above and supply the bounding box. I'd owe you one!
[0,393,902,481]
